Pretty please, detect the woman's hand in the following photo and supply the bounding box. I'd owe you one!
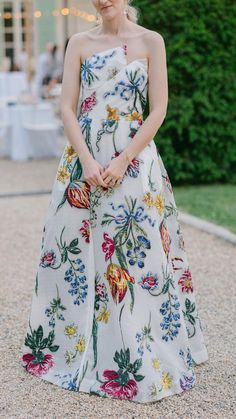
[101,153,130,187]
[81,156,108,187]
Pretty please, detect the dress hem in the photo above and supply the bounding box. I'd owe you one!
[21,361,199,404]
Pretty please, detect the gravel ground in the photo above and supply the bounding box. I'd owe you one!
[0,158,235,418]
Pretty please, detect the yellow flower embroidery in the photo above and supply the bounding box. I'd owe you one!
[143,192,154,208]
[106,104,120,121]
[155,194,165,215]
[152,358,161,370]
[75,335,86,352]
[125,111,142,121]
[160,372,172,390]
[56,165,70,183]
[64,145,77,163]
[96,307,111,323]
[64,325,77,338]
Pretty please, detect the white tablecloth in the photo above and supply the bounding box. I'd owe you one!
[0,102,61,160]
[0,72,28,100]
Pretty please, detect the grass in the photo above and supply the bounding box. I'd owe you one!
[173,184,236,234]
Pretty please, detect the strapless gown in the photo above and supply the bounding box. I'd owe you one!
[20,43,208,403]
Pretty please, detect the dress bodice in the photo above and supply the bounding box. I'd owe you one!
[77,44,148,122]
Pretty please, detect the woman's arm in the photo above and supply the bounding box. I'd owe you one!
[60,34,107,187]
[60,34,92,164]
[120,32,168,162]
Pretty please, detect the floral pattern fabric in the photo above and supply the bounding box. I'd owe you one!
[20,44,208,403]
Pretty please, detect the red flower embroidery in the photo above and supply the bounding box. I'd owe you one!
[178,269,193,293]
[22,353,54,377]
[79,219,90,243]
[106,263,135,303]
[102,232,115,261]
[95,283,107,299]
[159,220,171,257]
[100,369,138,400]
[138,273,158,290]
[66,180,90,209]
[80,91,97,114]
[40,250,56,267]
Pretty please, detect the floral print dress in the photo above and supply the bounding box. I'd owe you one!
[20,44,208,403]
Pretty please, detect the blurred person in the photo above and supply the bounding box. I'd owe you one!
[34,42,63,98]
[9,62,20,72]
[50,44,64,83]
[17,48,29,73]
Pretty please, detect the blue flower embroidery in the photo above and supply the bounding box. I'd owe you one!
[127,246,146,268]
[160,295,181,342]
[64,258,88,305]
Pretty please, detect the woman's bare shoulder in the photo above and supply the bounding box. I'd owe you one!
[140,29,166,61]
[68,27,101,45]
[141,28,165,47]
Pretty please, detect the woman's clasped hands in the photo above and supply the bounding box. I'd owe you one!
[81,152,130,188]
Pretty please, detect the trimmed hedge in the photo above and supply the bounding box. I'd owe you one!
[135,0,236,184]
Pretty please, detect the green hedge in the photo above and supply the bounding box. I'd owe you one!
[135,0,236,184]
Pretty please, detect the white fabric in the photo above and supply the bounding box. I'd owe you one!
[0,72,28,99]
[0,102,61,160]
[23,123,60,159]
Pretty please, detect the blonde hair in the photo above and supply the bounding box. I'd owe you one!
[125,0,139,23]
[95,1,140,24]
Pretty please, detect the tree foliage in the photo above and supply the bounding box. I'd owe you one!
[135,0,236,184]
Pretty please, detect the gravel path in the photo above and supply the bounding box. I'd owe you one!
[0,158,235,418]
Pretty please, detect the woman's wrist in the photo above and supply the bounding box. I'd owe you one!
[79,152,94,166]
[120,149,133,165]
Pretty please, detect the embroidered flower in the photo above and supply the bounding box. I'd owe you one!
[40,250,57,268]
[178,269,194,293]
[180,374,195,390]
[159,220,171,257]
[22,353,54,377]
[79,219,90,243]
[64,145,77,163]
[143,192,155,208]
[57,165,70,183]
[64,324,78,338]
[160,372,173,390]
[100,369,138,400]
[74,335,86,352]
[152,358,161,370]
[66,180,90,209]
[138,272,158,291]
[96,307,111,323]
[105,263,135,303]
[80,91,97,114]
[106,104,120,120]
[102,232,115,261]
[155,194,165,215]
[125,111,143,124]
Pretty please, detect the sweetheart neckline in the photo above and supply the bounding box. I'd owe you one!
[80,44,148,68]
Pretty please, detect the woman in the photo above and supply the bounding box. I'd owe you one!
[21,0,208,403]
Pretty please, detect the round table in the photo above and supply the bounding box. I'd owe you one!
[0,102,61,160]
[0,72,28,100]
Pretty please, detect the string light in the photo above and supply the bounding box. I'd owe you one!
[0,8,96,22]
[34,10,42,18]
[61,8,69,16]
[3,12,12,19]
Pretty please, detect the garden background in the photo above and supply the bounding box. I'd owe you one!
[135,0,236,232]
